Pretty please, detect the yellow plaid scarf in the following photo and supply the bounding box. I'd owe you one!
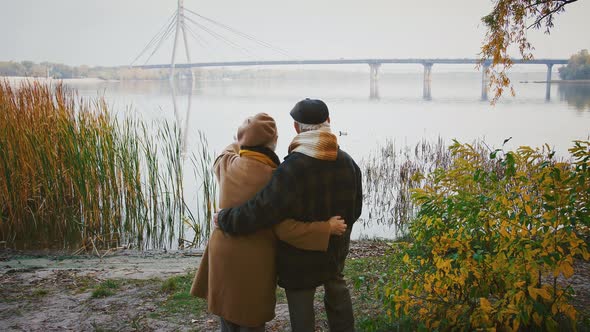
[288,127,338,161]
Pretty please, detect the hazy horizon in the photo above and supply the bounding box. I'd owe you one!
[1,0,588,68]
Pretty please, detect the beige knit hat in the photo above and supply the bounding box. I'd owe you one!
[237,113,278,147]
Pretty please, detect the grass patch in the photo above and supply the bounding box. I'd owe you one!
[153,272,206,319]
[161,277,179,293]
[101,280,119,289]
[91,288,115,299]
[70,275,100,294]
[91,279,120,298]
[275,287,287,303]
[32,288,49,297]
[345,244,410,332]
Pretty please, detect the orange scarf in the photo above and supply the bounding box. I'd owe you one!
[239,149,278,169]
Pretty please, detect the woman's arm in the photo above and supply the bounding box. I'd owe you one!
[272,216,346,252]
[213,142,240,179]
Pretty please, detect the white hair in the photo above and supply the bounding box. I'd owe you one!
[296,120,331,133]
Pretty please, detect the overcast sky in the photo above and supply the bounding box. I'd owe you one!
[1,0,588,67]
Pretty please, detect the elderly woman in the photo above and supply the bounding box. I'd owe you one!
[191,113,345,331]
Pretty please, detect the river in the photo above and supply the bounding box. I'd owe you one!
[67,69,590,240]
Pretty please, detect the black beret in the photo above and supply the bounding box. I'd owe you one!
[289,98,329,125]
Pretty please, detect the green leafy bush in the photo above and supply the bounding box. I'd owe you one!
[384,140,589,331]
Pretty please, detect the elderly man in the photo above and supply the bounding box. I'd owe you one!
[217,98,363,332]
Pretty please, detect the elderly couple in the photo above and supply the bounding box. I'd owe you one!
[191,98,363,332]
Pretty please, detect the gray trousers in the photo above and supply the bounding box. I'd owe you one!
[285,274,355,332]
[219,318,264,332]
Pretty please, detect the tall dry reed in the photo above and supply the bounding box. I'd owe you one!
[0,80,215,250]
[183,132,217,248]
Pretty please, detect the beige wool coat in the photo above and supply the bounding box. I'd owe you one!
[190,143,331,327]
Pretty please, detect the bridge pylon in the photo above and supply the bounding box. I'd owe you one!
[545,64,554,101]
[423,63,433,100]
[170,0,194,83]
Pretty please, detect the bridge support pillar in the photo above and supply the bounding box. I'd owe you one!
[369,63,381,99]
[423,63,433,100]
[481,64,490,101]
[546,64,554,101]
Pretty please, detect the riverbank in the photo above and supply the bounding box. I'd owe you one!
[0,240,389,331]
[2,240,588,331]
[2,240,590,331]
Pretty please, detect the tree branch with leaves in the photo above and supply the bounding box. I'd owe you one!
[479,0,579,103]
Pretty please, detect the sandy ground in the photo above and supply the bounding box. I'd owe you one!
[0,242,388,332]
[1,250,203,280]
[0,245,346,332]
[0,250,206,331]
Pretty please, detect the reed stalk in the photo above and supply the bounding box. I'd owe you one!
[185,131,217,247]
[362,137,495,235]
[0,80,214,250]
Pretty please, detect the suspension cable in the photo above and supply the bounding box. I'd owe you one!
[184,8,294,58]
[142,17,178,65]
[131,6,297,65]
[131,11,178,66]
[183,15,257,59]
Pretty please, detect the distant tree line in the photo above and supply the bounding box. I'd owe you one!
[0,61,87,79]
[559,49,590,80]
[0,61,174,80]
[0,60,375,81]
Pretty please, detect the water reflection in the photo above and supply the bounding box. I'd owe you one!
[80,79,197,96]
[558,83,590,111]
[170,79,194,154]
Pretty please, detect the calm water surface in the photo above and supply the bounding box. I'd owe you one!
[69,71,590,239]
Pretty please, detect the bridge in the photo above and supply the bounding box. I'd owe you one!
[132,2,568,101]
[134,58,568,100]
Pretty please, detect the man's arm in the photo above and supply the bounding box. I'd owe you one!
[272,216,346,252]
[217,162,298,235]
[354,161,363,221]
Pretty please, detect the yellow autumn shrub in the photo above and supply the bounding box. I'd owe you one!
[387,140,589,331]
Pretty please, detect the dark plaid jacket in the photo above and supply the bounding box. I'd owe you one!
[217,148,363,290]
